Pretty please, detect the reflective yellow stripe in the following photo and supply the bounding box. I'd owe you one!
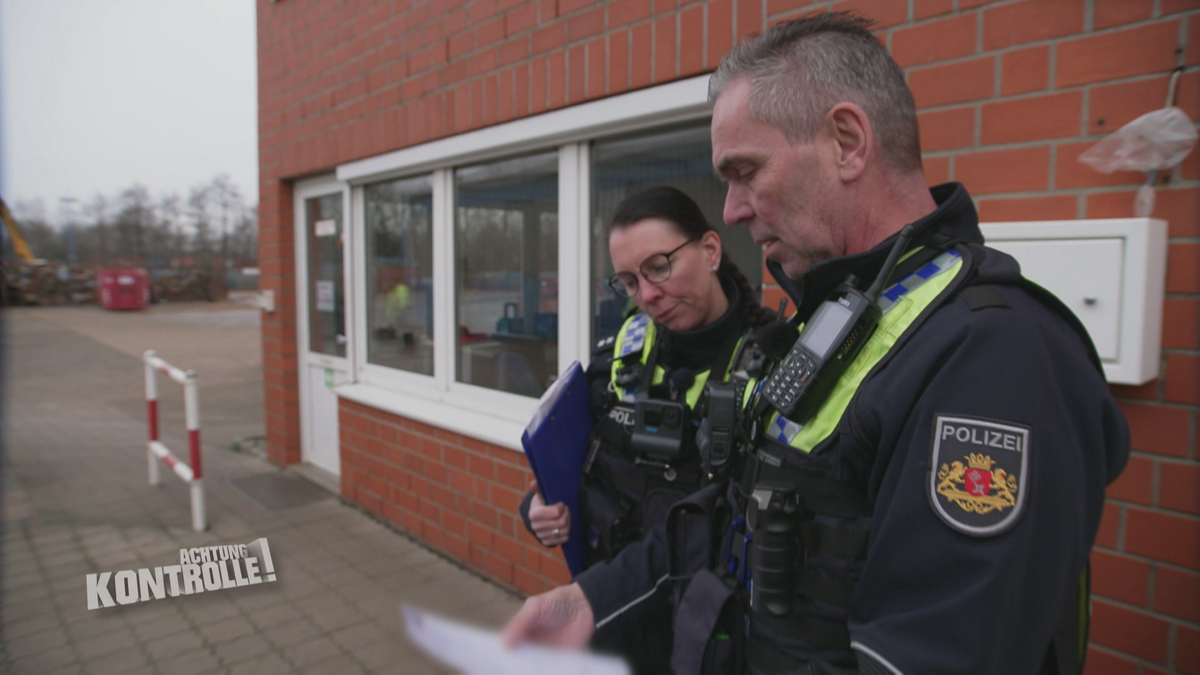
[767,253,964,453]
[610,314,743,407]
[612,314,659,401]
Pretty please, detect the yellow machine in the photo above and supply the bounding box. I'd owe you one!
[1,196,35,262]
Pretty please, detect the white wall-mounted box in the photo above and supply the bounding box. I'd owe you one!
[979,218,1168,386]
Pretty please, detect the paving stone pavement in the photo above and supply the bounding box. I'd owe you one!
[0,303,524,675]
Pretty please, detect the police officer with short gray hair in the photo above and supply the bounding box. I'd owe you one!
[503,12,1130,675]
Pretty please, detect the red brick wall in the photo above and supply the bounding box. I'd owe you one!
[338,400,573,592]
[259,179,300,467]
[257,1,1200,672]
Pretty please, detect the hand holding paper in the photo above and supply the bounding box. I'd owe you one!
[403,602,623,675]
[501,583,595,649]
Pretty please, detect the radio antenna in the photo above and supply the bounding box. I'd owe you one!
[865,224,916,303]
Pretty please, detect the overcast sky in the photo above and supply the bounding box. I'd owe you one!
[0,0,257,222]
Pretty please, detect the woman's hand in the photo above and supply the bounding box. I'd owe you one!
[527,479,571,547]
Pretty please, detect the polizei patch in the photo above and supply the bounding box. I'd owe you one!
[928,415,1029,536]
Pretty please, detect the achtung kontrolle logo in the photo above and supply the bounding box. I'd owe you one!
[86,538,276,610]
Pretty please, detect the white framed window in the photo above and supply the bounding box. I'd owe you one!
[362,174,434,376]
[336,75,767,450]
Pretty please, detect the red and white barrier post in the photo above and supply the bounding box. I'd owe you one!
[144,349,206,532]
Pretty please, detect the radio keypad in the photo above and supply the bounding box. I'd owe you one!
[764,350,817,412]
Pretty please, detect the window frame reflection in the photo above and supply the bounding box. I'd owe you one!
[453,151,560,399]
[363,174,435,377]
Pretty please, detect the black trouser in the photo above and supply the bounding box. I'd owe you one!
[591,582,674,675]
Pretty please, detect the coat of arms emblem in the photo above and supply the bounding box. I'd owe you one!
[936,453,1018,514]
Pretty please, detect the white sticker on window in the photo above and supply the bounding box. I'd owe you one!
[315,280,335,312]
[314,219,336,237]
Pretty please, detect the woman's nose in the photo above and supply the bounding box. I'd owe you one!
[637,277,664,304]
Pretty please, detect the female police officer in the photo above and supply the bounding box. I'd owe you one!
[517,186,774,673]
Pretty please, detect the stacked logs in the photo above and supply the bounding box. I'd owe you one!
[3,261,95,306]
[150,268,218,303]
[2,263,224,306]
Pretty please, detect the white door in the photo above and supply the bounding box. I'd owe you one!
[296,181,352,477]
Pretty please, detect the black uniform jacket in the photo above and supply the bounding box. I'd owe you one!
[574,182,1131,674]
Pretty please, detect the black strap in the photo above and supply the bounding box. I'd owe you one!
[958,284,1011,311]
[672,568,740,675]
[801,521,870,560]
[712,330,744,383]
[745,445,873,519]
[797,567,857,607]
[636,326,663,398]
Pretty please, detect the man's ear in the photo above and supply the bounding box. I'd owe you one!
[825,102,872,183]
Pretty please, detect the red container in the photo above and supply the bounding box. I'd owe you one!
[97,268,150,310]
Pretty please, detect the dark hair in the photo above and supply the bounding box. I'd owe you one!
[608,186,776,328]
[709,11,921,173]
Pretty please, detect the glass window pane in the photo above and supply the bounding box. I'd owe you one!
[305,193,345,357]
[365,175,434,375]
[590,124,762,341]
[455,152,558,398]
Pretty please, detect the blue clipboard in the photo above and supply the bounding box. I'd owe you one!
[521,361,591,577]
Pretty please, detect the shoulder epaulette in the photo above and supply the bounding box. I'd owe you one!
[958,285,1010,311]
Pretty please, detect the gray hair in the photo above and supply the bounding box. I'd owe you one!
[709,12,922,173]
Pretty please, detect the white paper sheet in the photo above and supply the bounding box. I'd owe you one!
[402,604,630,675]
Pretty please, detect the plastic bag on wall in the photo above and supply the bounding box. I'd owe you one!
[1078,107,1198,217]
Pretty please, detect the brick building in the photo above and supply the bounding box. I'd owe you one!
[255,1,1200,672]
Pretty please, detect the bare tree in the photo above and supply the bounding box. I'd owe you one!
[115,185,154,263]
[208,174,243,269]
[83,194,110,266]
[157,194,185,264]
[229,208,258,264]
[8,176,254,271]
[187,184,214,263]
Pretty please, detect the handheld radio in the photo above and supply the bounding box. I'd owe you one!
[760,224,915,422]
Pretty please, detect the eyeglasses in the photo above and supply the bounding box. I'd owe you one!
[607,235,702,298]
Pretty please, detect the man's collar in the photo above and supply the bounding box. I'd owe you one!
[768,182,979,319]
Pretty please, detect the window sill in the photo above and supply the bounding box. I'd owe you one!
[334,381,526,453]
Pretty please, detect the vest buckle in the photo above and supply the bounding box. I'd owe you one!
[615,363,643,389]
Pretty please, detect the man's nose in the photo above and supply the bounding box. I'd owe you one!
[723,187,752,227]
